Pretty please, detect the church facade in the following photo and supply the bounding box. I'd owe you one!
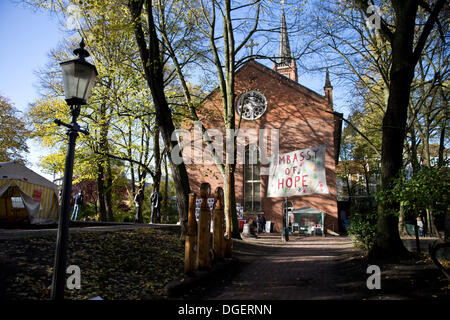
[184,11,342,233]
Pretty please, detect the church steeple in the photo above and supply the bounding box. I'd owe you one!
[274,1,298,82]
[279,5,291,66]
[324,68,333,106]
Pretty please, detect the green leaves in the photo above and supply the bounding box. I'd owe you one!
[380,167,449,219]
[0,95,32,163]
[347,210,378,252]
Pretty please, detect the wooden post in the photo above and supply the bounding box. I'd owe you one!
[197,183,211,269]
[184,193,197,274]
[213,187,225,260]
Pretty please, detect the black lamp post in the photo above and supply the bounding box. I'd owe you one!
[50,39,97,300]
[282,197,289,242]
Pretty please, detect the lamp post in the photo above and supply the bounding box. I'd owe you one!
[51,39,97,300]
[282,197,289,242]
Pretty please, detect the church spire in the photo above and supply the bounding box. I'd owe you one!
[324,68,332,88]
[324,68,333,107]
[274,1,298,82]
[279,4,291,66]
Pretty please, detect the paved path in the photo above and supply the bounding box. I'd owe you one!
[206,234,366,300]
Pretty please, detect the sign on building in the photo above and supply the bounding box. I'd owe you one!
[267,145,329,198]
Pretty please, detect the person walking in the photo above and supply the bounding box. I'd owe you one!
[71,191,83,221]
[150,189,162,224]
[134,189,144,223]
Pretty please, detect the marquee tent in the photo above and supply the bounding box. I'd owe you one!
[291,206,325,235]
[0,161,60,224]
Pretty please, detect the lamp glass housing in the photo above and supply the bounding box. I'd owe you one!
[60,59,98,105]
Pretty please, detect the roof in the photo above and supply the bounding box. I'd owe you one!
[292,206,324,216]
[0,161,59,192]
[236,60,329,104]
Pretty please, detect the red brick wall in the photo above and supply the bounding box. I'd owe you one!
[185,61,338,232]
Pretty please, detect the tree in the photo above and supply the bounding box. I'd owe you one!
[354,0,447,259]
[388,166,449,239]
[0,95,31,163]
[127,0,192,235]
[313,0,447,258]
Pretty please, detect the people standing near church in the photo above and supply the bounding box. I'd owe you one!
[71,191,83,221]
[150,189,162,224]
[416,216,424,237]
[134,189,144,223]
[256,215,262,233]
[260,215,266,233]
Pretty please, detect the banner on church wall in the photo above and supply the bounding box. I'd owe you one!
[267,145,329,198]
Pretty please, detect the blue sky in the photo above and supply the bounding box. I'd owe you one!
[0,0,64,180]
[0,1,64,111]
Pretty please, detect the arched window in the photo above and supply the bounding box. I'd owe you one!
[244,145,260,211]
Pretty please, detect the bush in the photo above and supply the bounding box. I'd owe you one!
[113,209,135,222]
[77,202,97,221]
[347,210,377,252]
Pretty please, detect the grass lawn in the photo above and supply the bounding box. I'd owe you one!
[0,228,184,300]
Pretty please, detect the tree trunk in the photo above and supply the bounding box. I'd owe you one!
[427,207,442,240]
[398,206,407,236]
[128,0,190,237]
[105,157,114,222]
[437,112,447,168]
[229,169,240,238]
[445,208,450,241]
[346,174,352,201]
[363,162,371,196]
[152,127,162,223]
[135,178,145,223]
[128,117,136,196]
[369,2,418,259]
[163,152,169,223]
[97,163,107,222]
[224,165,241,239]
[409,127,420,174]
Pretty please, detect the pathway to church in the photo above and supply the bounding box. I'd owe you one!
[201,234,369,300]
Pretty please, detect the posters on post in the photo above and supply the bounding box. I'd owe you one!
[267,145,329,198]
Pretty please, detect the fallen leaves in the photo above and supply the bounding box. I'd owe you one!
[0,228,184,300]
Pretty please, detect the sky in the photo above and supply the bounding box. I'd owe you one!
[0,0,348,183]
[0,0,65,180]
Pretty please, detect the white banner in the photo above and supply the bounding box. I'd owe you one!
[267,145,329,197]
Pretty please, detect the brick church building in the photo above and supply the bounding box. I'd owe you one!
[185,8,342,233]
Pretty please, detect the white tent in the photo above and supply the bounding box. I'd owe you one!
[0,161,60,224]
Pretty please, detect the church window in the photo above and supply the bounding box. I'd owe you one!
[244,145,261,211]
[236,90,267,120]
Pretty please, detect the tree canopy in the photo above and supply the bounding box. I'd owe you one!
[0,95,31,163]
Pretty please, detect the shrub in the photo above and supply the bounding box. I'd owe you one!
[347,209,377,252]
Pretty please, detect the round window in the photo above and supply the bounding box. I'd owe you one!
[236,90,267,120]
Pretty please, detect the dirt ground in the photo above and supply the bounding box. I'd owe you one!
[0,228,185,300]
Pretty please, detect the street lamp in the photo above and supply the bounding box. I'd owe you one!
[51,39,97,300]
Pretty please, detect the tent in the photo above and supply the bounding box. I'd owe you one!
[291,207,325,235]
[0,161,60,224]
